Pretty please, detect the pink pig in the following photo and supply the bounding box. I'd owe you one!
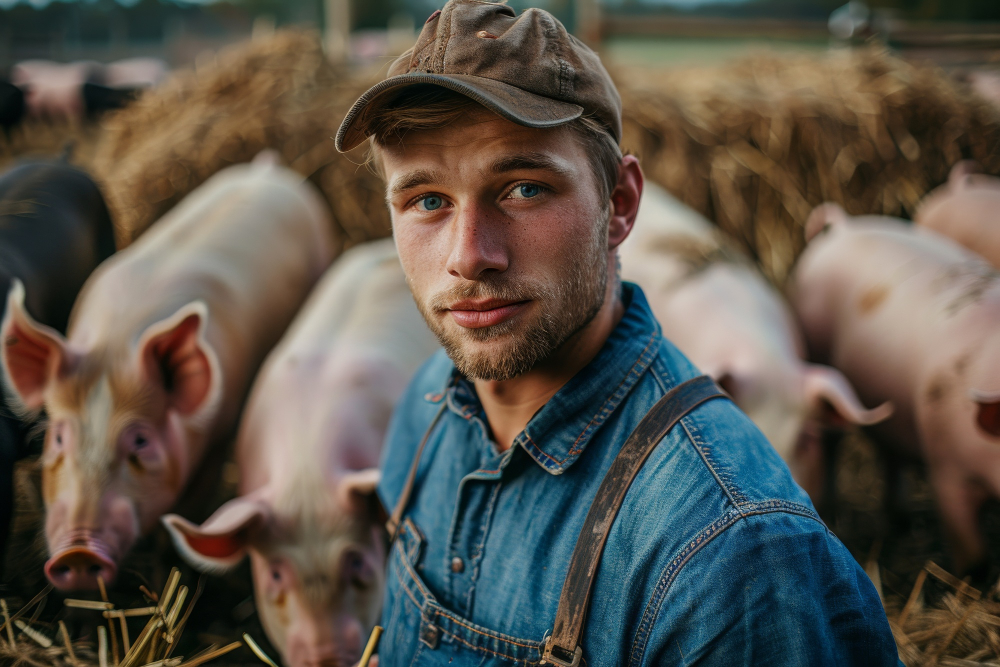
[162,238,439,667]
[10,60,101,123]
[620,184,890,501]
[0,155,335,591]
[792,203,1000,569]
[915,161,1000,268]
[103,58,168,89]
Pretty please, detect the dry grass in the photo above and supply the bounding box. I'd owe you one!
[616,47,1000,286]
[89,29,389,250]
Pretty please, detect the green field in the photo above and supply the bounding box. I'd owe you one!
[601,35,832,67]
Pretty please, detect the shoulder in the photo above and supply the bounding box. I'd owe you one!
[377,349,454,511]
[595,339,894,664]
[629,512,896,666]
[642,333,818,510]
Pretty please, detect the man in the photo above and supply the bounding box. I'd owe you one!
[336,1,899,664]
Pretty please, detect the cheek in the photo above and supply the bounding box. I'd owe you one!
[41,452,65,507]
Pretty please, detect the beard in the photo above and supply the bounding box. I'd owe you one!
[413,214,610,382]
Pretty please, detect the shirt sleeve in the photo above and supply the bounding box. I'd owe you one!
[635,511,901,667]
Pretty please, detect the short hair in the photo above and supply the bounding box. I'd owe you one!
[364,85,623,202]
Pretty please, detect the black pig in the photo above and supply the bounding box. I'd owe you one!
[0,160,116,567]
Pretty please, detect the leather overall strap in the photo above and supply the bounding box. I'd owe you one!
[386,402,448,540]
[541,375,727,667]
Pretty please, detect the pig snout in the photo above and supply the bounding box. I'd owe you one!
[284,614,364,667]
[44,493,138,591]
[45,547,117,590]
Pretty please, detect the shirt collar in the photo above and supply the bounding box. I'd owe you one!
[432,282,662,475]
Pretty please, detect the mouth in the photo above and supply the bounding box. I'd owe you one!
[445,298,530,329]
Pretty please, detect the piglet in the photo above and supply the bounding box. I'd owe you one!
[915,161,1000,268]
[163,238,439,667]
[792,203,1000,569]
[620,184,890,501]
[0,154,336,591]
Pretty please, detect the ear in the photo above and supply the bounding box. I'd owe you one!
[803,364,893,427]
[251,149,282,168]
[948,160,980,190]
[804,203,848,243]
[977,401,1000,437]
[335,468,381,516]
[970,389,1000,438]
[0,280,72,412]
[161,497,269,573]
[138,302,218,417]
[608,155,643,251]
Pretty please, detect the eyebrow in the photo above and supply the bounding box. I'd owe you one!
[388,169,440,200]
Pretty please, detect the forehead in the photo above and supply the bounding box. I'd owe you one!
[47,353,157,422]
[379,109,587,179]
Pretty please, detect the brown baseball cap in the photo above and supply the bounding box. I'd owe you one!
[335,0,622,152]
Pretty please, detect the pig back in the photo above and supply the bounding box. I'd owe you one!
[276,237,435,370]
[792,217,997,446]
[69,161,336,434]
[916,173,1000,268]
[621,183,749,293]
[236,238,438,489]
[0,161,115,333]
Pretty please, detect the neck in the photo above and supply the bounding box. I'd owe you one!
[474,264,624,452]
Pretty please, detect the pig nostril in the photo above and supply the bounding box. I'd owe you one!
[88,564,103,575]
[53,565,70,576]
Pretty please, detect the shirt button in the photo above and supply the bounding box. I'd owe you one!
[451,556,465,573]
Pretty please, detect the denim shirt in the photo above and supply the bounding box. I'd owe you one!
[377,283,899,666]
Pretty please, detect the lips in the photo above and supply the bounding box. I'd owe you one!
[446,298,529,329]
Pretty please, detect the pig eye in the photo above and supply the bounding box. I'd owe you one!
[345,550,372,589]
[133,434,148,450]
[271,566,281,582]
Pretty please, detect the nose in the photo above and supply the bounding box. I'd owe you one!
[44,549,117,591]
[445,205,509,280]
[285,626,362,667]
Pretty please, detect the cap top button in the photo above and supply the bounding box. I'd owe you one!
[451,556,465,573]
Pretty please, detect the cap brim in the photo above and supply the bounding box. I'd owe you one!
[335,73,585,152]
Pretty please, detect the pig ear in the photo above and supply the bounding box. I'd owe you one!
[804,203,848,242]
[803,364,893,427]
[138,302,219,417]
[949,160,980,190]
[336,468,381,516]
[161,498,269,573]
[970,389,1000,438]
[0,280,72,413]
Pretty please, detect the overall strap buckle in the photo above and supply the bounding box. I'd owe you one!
[541,636,582,667]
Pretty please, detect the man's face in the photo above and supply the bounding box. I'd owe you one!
[381,110,612,381]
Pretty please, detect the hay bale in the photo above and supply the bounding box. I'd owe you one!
[616,47,1000,286]
[91,30,390,250]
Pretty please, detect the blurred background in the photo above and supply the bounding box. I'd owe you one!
[1,0,1000,72]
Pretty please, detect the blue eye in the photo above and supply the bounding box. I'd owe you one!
[511,184,541,199]
[419,195,443,211]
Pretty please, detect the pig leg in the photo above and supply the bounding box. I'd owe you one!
[928,464,989,572]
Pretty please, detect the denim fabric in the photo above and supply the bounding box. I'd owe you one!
[377,283,900,666]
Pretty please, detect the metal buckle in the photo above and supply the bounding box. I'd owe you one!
[541,637,582,667]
